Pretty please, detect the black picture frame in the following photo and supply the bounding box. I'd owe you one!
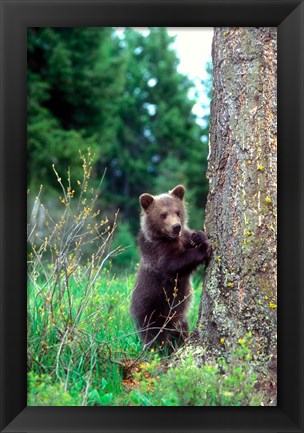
[1,0,303,432]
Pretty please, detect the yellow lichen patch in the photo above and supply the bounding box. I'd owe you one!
[265,197,272,204]
[220,338,225,344]
[223,391,234,397]
[269,302,277,309]
[257,165,264,171]
[227,282,233,287]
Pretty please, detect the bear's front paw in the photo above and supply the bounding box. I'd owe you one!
[189,231,208,248]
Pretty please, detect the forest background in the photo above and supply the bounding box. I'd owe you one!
[27,27,212,274]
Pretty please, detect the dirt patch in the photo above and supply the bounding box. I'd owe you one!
[122,360,151,389]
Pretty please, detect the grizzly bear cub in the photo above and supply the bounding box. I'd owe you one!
[130,185,211,351]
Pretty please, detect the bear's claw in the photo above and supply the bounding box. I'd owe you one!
[189,238,197,247]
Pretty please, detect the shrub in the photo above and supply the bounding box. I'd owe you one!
[128,334,262,406]
[28,372,81,406]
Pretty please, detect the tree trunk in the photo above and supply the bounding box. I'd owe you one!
[193,28,277,401]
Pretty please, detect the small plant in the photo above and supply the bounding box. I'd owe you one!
[28,372,81,406]
[127,334,262,406]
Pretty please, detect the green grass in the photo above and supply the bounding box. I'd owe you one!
[28,269,261,406]
[28,270,137,405]
[27,268,205,406]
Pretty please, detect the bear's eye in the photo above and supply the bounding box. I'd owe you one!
[176,211,181,217]
[160,212,168,219]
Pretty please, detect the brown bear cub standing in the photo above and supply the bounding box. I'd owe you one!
[130,185,211,351]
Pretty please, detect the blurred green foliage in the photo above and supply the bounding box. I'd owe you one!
[28,27,212,242]
[110,221,139,273]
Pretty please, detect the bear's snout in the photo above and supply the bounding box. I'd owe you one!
[172,223,182,235]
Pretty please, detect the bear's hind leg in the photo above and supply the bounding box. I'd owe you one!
[136,313,168,349]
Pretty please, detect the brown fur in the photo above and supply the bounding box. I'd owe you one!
[130,185,211,351]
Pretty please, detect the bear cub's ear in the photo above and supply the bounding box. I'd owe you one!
[170,185,185,200]
[140,193,154,211]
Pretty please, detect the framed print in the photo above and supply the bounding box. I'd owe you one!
[1,0,303,432]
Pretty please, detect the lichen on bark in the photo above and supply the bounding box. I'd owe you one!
[193,28,277,402]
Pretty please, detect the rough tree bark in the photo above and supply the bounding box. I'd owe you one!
[192,28,277,401]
